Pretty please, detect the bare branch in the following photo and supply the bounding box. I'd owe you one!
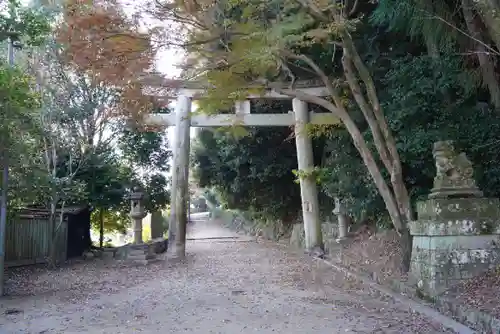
[281,50,344,108]
[429,11,500,57]
[347,0,360,18]
[293,0,330,21]
[342,47,393,173]
[268,83,343,118]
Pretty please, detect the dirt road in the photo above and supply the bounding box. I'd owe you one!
[0,216,468,333]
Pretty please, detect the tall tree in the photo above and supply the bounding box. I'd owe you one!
[0,0,50,292]
[56,0,157,119]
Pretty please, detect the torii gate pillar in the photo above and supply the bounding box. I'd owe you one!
[169,95,191,258]
[292,98,324,252]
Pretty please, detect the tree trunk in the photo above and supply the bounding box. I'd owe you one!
[400,227,413,273]
[473,0,500,52]
[99,209,104,248]
[462,0,500,109]
[339,116,404,233]
[342,113,412,271]
[48,199,64,268]
[0,148,8,296]
[339,32,413,271]
[342,32,413,224]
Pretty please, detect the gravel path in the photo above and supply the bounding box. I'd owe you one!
[1,217,459,333]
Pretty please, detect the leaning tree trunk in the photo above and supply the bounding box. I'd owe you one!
[332,111,405,234]
[462,0,500,109]
[342,32,413,220]
[472,0,500,52]
[341,31,413,272]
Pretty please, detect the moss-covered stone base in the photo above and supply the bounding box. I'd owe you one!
[409,197,500,296]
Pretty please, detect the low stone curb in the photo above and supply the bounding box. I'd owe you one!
[319,256,500,334]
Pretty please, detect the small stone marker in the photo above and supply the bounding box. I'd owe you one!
[150,211,164,239]
[333,197,349,243]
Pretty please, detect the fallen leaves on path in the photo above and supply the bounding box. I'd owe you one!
[333,229,407,284]
[4,257,179,302]
[445,267,500,318]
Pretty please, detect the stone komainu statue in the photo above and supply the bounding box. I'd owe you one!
[429,140,483,198]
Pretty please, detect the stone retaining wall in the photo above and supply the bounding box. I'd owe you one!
[213,207,341,250]
[289,221,339,252]
[212,208,292,241]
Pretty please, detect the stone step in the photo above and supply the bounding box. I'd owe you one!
[120,251,159,265]
[127,253,156,261]
[125,259,158,265]
[128,249,148,256]
[128,257,160,265]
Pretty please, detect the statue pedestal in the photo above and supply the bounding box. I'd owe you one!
[409,198,500,296]
[124,243,158,265]
[429,177,483,199]
[428,188,483,199]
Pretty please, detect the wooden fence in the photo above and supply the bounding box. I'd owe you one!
[5,215,68,268]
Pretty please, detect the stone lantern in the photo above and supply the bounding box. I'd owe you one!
[129,187,147,244]
[333,197,348,242]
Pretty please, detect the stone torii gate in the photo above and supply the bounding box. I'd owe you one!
[143,79,338,258]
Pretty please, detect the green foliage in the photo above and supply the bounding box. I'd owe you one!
[382,54,500,200]
[77,146,133,209]
[118,126,171,173]
[0,0,51,47]
[0,0,52,231]
[91,209,128,234]
[81,130,171,234]
[0,64,40,110]
[143,173,170,212]
[370,0,462,50]
[0,0,173,242]
[193,118,330,224]
[117,125,171,212]
[202,188,219,207]
[320,127,385,223]
[192,119,302,222]
[292,167,327,185]
[188,0,500,230]
[0,61,47,209]
[192,0,342,114]
[0,61,41,148]
[318,51,500,225]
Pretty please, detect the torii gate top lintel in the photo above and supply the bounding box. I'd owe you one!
[142,76,338,127]
[140,75,330,100]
